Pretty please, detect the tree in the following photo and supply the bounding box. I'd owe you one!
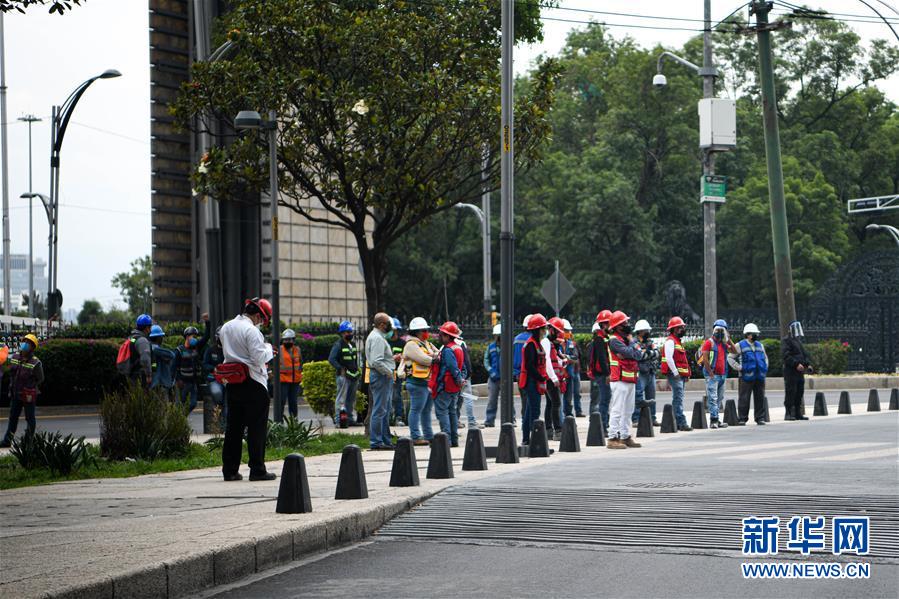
[172,0,560,320]
[77,299,103,325]
[0,0,83,13]
[111,256,152,316]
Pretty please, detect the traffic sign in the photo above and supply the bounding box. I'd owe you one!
[541,262,575,316]
[700,175,727,203]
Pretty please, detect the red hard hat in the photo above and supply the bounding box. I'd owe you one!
[438,321,461,338]
[547,316,565,332]
[527,313,548,330]
[608,310,629,330]
[245,297,273,325]
[667,316,686,330]
[595,309,612,324]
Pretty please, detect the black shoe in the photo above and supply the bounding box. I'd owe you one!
[575,413,586,418]
[677,424,693,432]
[451,442,459,448]
[756,420,766,426]
[796,415,809,421]
[0,440,10,449]
[249,472,276,481]
[785,414,796,421]
[484,422,495,428]
[652,420,661,427]
[223,473,244,482]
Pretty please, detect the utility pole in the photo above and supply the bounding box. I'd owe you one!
[19,115,42,317]
[0,13,10,316]
[481,147,492,324]
[751,1,796,337]
[701,0,717,337]
[499,0,514,428]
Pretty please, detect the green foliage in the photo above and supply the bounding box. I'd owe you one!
[10,432,96,475]
[807,339,850,375]
[302,361,338,417]
[77,299,104,325]
[34,338,122,405]
[266,417,321,449]
[99,384,192,461]
[0,0,83,15]
[111,256,152,316]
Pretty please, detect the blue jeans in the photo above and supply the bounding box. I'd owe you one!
[279,382,300,418]
[521,379,542,445]
[705,373,727,421]
[369,371,394,447]
[3,397,36,442]
[593,378,611,429]
[563,372,583,416]
[179,381,200,413]
[484,378,514,425]
[406,380,433,441]
[435,390,460,445]
[461,380,477,426]
[633,372,657,422]
[667,374,688,427]
[392,378,406,421]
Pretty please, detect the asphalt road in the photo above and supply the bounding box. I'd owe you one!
[203,408,899,599]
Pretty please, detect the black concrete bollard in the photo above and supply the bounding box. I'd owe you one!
[762,396,771,423]
[389,437,420,487]
[838,391,852,414]
[867,389,881,412]
[691,400,708,430]
[462,428,488,471]
[335,445,368,500]
[586,412,606,447]
[703,394,708,413]
[496,422,520,464]
[636,405,654,438]
[889,388,898,411]
[558,415,581,452]
[723,399,741,426]
[276,453,312,514]
[660,404,677,433]
[813,392,828,416]
[528,419,550,458]
[426,432,454,479]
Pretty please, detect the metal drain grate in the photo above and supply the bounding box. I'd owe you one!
[379,486,899,560]
[621,482,702,489]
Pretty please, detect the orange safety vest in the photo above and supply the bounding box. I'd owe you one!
[279,345,302,383]
[609,332,638,384]
[660,334,691,378]
[518,335,547,394]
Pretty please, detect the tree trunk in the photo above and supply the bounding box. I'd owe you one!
[358,242,386,326]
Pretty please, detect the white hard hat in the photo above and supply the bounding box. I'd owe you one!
[591,322,600,333]
[561,318,572,331]
[522,314,532,328]
[408,317,430,331]
[492,324,501,335]
[743,323,760,335]
[281,329,296,340]
[634,319,651,333]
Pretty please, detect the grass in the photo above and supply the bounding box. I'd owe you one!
[0,432,368,490]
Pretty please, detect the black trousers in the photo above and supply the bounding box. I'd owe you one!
[738,379,766,422]
[784,374,805,417]
[222,379,270,477]
[544,381,563,432]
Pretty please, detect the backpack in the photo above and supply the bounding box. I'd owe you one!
[116,336,140,376]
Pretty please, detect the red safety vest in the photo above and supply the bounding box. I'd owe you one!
[609,332,638,384]
[429,342,465,394]
[279,345,302,383]
[660,334,691,378]
[517,336,547,394]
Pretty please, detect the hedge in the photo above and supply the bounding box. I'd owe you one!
[55,320,341,341]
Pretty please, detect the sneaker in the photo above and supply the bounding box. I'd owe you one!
[554,429,563,440]
[622,437,642,448]
[710,420,719,429]
[223,473,244,482]
[413,439,430,446]
[631,420,639,428]
[396,420,407,427]
[677,424,693,432]
[607,438,627,449]
[652,420,661,427]
[457,421,466,429]
[249,472,277,481]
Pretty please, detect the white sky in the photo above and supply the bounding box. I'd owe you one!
[1,0,896,315]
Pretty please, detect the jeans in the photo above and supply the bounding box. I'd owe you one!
[407,380,433,440]
[521,379,542,445]
[279,382,300,419]
[368,370,394,448]
[633,372,657,422]
[609,381,636,440]
[704,373,727,421]
[563,373,583,416]
[435,390,460,445]
[461,380,477,426]
[667,374,688,427]
[335,375,358,421]
[179,381,200,413]
[392,377,406,421]
[3,397,36,442]
[738,378,766,422]
[592,378,611,429]
[544,381,563,433]
[484,378,514,425]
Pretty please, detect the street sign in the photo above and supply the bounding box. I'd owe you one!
[540,262,575,316]
[700,174,727,203]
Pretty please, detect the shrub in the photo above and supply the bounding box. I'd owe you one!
[267,417,321,449]
[303,360,337,417]
[10,431,96,475]
[100,383,192,460]
[32,338,124,405]
[807,339,850,374]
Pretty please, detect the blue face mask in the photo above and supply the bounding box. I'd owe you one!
[189,338,198,348]
[19,342,30,352]
[386,330,394,340]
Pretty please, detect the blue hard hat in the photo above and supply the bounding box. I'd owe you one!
[149,325,165,338]
[713,319,728,329]
[338,320,354,333]
[136,314,153,328]
[392,317,402,329]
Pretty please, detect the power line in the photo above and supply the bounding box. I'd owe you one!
[540,15,740,33]
[70,121,150,145]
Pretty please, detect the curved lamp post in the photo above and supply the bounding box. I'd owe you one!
[866,223,899,249]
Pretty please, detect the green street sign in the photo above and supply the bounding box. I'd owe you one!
[700,174,727,203]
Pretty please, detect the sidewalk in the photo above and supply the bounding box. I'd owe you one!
[1,395,893,599]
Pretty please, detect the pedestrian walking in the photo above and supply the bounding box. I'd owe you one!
[402,317,438,445]
[587,309,612,429]
[278,329,302,420]
[700,319,737,429]
[782,320,813,421]
[329,321,361,426]
[390,317,407,426]
[661,317,693,431]
[117,314,153,386]
[203,326,226,426]
[631,319,660,427]
[607,311,645,449]
[0,334,44,447]
[148,325,176,399]
[728,323,768,425]
[366,313,397,450]
[173,315,210,413]
[429,321,465,447]
[219,297,276,482]
[483,324,505,427]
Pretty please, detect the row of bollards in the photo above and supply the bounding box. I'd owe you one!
[276,387,898,513]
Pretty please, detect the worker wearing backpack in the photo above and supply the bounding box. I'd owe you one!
[116,314,154,385]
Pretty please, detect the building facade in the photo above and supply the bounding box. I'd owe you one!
[0,254,48,313]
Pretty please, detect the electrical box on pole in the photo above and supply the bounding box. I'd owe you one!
[698,98,737,150]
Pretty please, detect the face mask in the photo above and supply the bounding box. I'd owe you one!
[20,342,30,352]
[620,325,632,335]
[748,334,757,342]
[386,329,394,340]
[640,332,650,341]
[420,331,430,341]
[343,333,353,341]
[713,332,724,341]
[188,338,198,348]
[283,341,293,347]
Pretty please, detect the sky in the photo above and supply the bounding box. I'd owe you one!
[1,0,896,317]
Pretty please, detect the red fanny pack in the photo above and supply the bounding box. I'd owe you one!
[214,362,249,385]
[20,388,38,404]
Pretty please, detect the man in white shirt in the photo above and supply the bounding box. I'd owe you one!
[220,297,276,482]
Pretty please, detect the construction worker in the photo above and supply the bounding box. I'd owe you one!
[606,311,645,449]
[661,317,693,431]
[403,317,438,444]
[483,324,503,427]
[782,320,813,421]
[728,323,768,425]
[173,314,210,413]
[203,326,226,426]
[562,319,584,418]
[429,321,464,447]
[329,321,361,425]
[119,314,153,385]
[148,325,176,399]
[0,334,44,447]
[457,336,481,429]
[588,309,612,429]
[632,319,661,427]
[511,315,532,424]
[518,314,548,445]
[219,297,276,481]
[545,317,567,440]
[700,318,737,429]
[390,317,407,426]
[279,329,303,420]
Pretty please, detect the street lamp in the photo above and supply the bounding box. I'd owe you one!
[866,224,899,249]
[20,193,51,316]
[455,202,492,322]
[234,109,282,422]
[48,69,121,319]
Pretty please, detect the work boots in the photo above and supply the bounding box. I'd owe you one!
[622,436,642,448]
[607,437,626,449]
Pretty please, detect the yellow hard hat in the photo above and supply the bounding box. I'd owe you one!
[23,334,39,348]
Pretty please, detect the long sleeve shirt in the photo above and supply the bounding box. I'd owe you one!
[608,335,644,362]
[589,333,611,377]
[727,340,769,372]
[782,336,811,376]
[484,342,500,381]
[220,314,274,387]
[541,337,559,383]
[664,338,679,376]
[130,329,153,379]
[365,328,394,376]
[403,338,434,366]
